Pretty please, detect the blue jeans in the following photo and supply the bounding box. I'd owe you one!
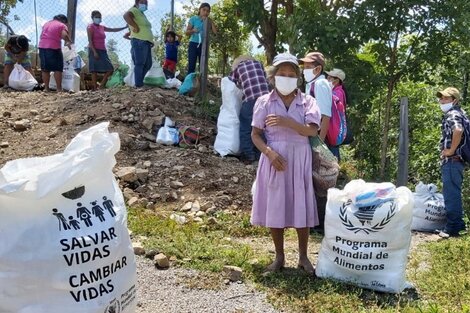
[131,39,152,87]
[328,145,340,162]
[239,99,257,161]
[441,160,466,234]
[187,41,202,74]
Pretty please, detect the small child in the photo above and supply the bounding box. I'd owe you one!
[162,30,180,77]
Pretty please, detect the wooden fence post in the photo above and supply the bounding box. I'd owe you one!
[397,97,409,187]
[67,0,78,43]
[198,18,210,102]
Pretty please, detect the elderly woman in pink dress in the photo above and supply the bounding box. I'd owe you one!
[251,53,320,275]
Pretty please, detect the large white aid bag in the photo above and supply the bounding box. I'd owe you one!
[411,182,446,232]
[0,122,137,313]
[214,77,243,156]
[8,64,38,91]
[315,179,413,293]
[50,61,80,92]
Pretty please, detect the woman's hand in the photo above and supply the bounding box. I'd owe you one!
[265,147,287,171]
[265,114,291,128]
[93,51,99,60]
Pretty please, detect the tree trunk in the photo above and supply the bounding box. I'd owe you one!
[463,70,469,104]
[379,78,397,180]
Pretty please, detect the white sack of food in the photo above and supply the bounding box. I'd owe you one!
[411,182,446,232]
[315,179,413,293]
[214,77,243,156]
[0,122,137,313]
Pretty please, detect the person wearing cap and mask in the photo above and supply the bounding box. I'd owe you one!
[326,68,347,109]
[436,87,468,238]
[229,55,270,164]
[299,52,332,143]
[124,0,153,88]
[3,35,34,89]
[325,68,348,160]
[185,2,217,74]
[87,11,128,90]
[251,53,321,275]
[38,14,72,92]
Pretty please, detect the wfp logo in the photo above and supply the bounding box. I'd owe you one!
[339,199,396,234]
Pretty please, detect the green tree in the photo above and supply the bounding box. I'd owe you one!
[0,0,22,45]
[235,0,293,64]
[349,0,470,180]
[106,39,121,67]
[210,0,251,75]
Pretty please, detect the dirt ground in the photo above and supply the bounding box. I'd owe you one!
[0,87,256,213]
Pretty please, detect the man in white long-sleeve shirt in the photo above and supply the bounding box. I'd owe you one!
[299,52,333,142]
[299,51,333,234]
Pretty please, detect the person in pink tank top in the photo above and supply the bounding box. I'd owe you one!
[87,10,127,90]
[38,14,72,92]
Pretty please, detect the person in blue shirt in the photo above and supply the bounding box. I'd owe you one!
[162,30,180,77]
[185,2,217,74]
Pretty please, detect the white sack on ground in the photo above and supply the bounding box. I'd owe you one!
[0,122,137,313]
[411,182,446,232]
[50,61,80,92]
[315,179,413,293]
[8,64,38,91]
[214,77,243,156]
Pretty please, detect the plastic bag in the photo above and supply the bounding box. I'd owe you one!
[143,61,166,87]
[0,123,137,313]
[50,60,80,92]
[8,64,38,91]
[214,77,243,156]
[178,72,199,96]
[124,63,135,87]
[156,117,179,145]
[310,136,340,197]
[62,45,78,62]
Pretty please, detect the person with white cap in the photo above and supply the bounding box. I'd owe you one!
[326,68,347,107]
[250,52,321,275]
[299,52,332,143]
[325,67,348,160]
[435,87,468,238]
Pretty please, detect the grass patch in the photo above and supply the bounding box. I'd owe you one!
[128,207,470,313]
[409,236,470,312]
[128,208,270,273]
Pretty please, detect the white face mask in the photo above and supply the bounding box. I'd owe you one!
[275,76,298,96]
[440,102,453,113]
[303,69,315,83]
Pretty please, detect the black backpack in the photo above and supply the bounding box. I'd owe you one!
[455,108,470,163]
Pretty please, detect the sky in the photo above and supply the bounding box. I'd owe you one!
[4,0,221,66]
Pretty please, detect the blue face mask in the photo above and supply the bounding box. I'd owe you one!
[138,4,147,12]
[93,18,101,24]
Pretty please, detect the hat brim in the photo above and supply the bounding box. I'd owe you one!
[436,91,450,98]
[273,60,299,67]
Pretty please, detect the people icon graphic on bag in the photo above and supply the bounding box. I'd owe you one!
[76,202,93,227]
[91,200,106,222]
[68,216,81,230]
[102,196,116,217]
[52,208,70,231]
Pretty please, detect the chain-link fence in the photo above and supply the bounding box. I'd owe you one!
[1,0,174,70]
